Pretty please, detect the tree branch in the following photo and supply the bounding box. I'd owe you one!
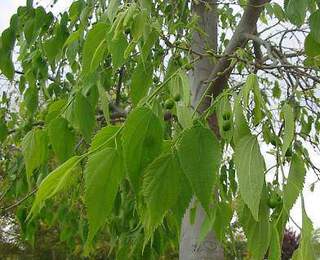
[197,0,271,111]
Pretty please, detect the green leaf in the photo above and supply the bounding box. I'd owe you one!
[310,10,320,43]
[143,152,184,238]
[283,154,306,212]
[241,74,264,125]
[305,33,320,57]
[269,226,281,260]
[65,93,95,142]
[239,187,271,260]
[107,0,120,22]
[48,117,75,163]
[107,32,128,71]
[131,11,147,42]
[43,22,69,66]
[85,147,124,248]
[0,120,8,142]
[63,30,80,49]
[22,129,48,184]
[177,126,221,213]
[0,27,16,50]
[272,81,281,99]
[69,0,85,23]
[233,95,250,145]
[82,23,109,75]
[212,201,233,242]
[292,207,316,260]
[97,83,110,123]
[282,103,295,158]
[45,99,67,123]
[130,59,153,106]
[177,105,193,129]
[285,0,307,26]
[252,82,264,126]
[24,86,38,115]
[89,125,120,152]
[91,40,108,72]
[122,107,163,192]
[242,74,257,106]
[141,30,158,61]
[234,135,265,221]
[28,156,82,219]
[272,3,285,21]
[0,28,16,80]
[171,172,192,226]
[24,19,35,44]
[0,50,14,80]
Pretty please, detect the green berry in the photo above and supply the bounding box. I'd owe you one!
[164,99,175,110]
[222,121,231,131]
[173,94,181,102]
[185,63,193,70]
[267,193,282,209]
[267,197,278,209]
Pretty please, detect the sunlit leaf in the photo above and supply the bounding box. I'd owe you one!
[122,107,163,192]
[177,126,221,213]
[22,129,48,184]
[283,154,306,212]
[28,156,82,218]
[143,151,184,239]
[234,135,265,221]
[48,117,75,163]
[85,147,124,249]
[282,103,295,158]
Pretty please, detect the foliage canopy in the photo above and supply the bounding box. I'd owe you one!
[1,0,320,258]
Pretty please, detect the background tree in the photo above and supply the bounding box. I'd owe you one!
[0,0,320,259]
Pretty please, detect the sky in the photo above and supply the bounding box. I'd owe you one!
[0,1,319,232]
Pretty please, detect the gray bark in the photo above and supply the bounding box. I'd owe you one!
[179,1,270,259]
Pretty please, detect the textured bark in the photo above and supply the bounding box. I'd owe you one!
[179,1,270,259]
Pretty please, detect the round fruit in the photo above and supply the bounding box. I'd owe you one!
[185,63,193,70]
[222,112,231,121]
[173,94,181,102]
[267,193,282,209]
[222,121,231,131]
[267,197,278,208]
[164,99,174,110]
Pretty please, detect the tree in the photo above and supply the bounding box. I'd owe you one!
[0,0,320,258]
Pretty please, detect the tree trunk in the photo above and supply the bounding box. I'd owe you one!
[179,1,224,259]
[179,1,269,259]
